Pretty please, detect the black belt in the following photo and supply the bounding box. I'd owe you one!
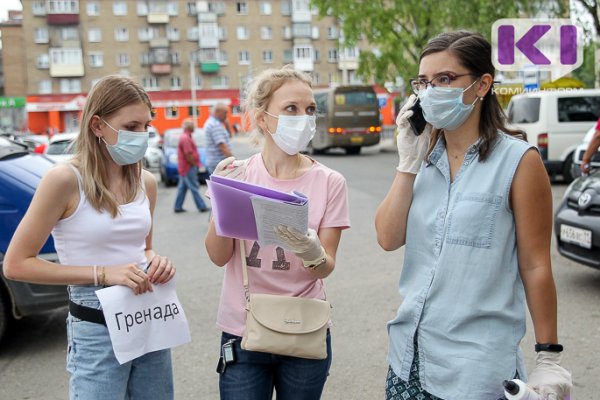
[69,300,106,326]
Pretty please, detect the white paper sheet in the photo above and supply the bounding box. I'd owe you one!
[95,278,191,365]
[250,194,308,248]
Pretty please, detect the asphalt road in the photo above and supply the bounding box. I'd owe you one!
[0,136,598,399]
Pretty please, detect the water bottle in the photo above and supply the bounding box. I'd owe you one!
[503,379,541,400]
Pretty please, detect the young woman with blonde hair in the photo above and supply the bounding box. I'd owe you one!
[4,75,176,399]
[205,66,350,399]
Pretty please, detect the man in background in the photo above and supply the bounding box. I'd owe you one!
[173,119,210,213]
[204,103,233,174]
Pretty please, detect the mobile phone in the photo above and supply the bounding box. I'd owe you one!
[408,99,427,136]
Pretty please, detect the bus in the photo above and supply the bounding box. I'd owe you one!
[312,85,381,154]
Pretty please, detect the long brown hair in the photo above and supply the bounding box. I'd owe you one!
[74,75,152,217]
[421,31,524,161]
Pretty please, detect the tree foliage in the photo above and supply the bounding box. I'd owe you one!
[311,0,565,86]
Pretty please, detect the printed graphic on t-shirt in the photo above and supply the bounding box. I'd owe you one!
[245,241,291,271]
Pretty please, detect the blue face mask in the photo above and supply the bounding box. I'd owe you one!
[101,118,149,165]
[418,80,480,131]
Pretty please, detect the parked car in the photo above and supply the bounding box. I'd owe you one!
[143,126,161,170]
[0,137,67,342]
[506,88,600,183]
[569,125,600,180]
[44,132,78,163]
[554,168,600,270]
[159,128,208,186]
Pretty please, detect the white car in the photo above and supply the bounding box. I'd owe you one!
[570,125,600,179]
[44,132,78,163]
[143,126,161,170]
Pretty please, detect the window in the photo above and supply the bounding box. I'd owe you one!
[292,23,311,38]
[60,79,81,94]
[140,52,151,65]
[260,26,272,40]
[165,106,179,119]
[39,80,52,94]
[88,52,104,67]
[262,50,273,63]
[48,1,79,13]
[293,0,310,12]
[236,2,248,14]
[282,26,291,39]
[209,1,226,14]
[195,75,203,88]
[236,26,249,40]
[60,27,78,41]
[87,1,100,16]
[32,0,46,15]
[36,54,50,69]
[313,49,320,62]
[34,27,49,44]
[167,26,180,41]
[88,28,102,42]
[283,49,293,63]
[218,26,227,40]
[50,48,83,65]
[168,2,179,15]
[170,52,181,65]
[170,76,182,90]
[238,50,250,64]
[189,52,200,63]
[211,75,229,89]
[113,1,127,16]
[136,1,148,16]
[149,1,168,14]
[219,50,228,65]
[281,0,291,15]
[312,26,319,39]
[327,26,338,39]
[116,53,130,66]
[114,28,129,41]
[186,1,197,15]
[557,97,600,122]
[138,27,159,42]
[142,77,160,91]
[260,2,272,15]
[295,46,312,60]
[200,48,218,62]
[328,48,338,62]
[344,47,358,59]
[187,27,199,41]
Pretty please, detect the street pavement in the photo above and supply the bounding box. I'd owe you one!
[0,135,598,399]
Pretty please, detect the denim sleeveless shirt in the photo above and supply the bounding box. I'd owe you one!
[387,133,534,400]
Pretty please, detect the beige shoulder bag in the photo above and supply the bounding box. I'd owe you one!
[239,240,330,360]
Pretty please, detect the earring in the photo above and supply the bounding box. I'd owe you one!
[97,136,101,144]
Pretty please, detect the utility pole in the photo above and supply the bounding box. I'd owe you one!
[190,58,198,129]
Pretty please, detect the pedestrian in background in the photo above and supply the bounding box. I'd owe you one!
[4,75,176,400]
[579,116,600,174]
[173,118,210,213]
[205,66,350,399]
[205,103,233,174]
[375,31,572,399]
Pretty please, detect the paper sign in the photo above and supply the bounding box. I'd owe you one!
[95,278,191,365]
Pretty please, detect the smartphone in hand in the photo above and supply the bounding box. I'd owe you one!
[408,99,427,136]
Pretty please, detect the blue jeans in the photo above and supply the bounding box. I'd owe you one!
[174,166,208,211]
[218,331,332,400]
[67,286,174,400]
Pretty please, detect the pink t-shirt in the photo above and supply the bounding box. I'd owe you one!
[216,153,351,336]
[595,117,600,131]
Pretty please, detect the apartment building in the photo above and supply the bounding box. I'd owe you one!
[7,0,381,133]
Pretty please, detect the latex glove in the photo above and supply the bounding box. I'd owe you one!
[274,226,326,266]
[527,351,572,400]
[396,94,432,174]
[213,156,246,180]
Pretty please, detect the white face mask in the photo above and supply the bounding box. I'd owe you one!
[264,112,316,155]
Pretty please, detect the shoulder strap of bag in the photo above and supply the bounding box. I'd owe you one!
[240,240,250,302]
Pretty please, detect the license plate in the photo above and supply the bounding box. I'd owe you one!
[350,136,363,144]
[560,224,592,249]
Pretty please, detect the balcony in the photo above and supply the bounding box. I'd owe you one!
[47,0,80,25]
[49,48,84,77]
[200,62,220,74]
[151,64,171,75]
[150,37,169,48]
[148,13,169,24]
[47,13,79,25]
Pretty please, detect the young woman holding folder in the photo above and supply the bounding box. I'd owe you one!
[205,66,350,399]
[4,75,176,399]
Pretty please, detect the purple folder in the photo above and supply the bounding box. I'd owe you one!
[207,175,308,241]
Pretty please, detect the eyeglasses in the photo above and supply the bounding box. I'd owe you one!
[409,73,478,95]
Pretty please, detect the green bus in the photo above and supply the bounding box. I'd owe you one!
[312,85,381,155]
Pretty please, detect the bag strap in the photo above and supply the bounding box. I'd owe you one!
[240,240,250,302]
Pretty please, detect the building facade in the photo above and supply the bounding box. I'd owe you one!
[3,0,396,134]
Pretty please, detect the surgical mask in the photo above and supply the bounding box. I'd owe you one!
[418,80,479,131]
[264,112,316,155]
[101,118,149,165]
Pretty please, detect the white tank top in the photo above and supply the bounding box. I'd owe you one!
[52,164,151,269]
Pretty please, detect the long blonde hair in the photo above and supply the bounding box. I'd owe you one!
[243,66,313,145]
[74,75,152,218]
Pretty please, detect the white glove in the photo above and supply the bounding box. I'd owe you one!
[274,226,326,267]
[527,351,572,400]
[396,94,432,174]
[213,156,246,180]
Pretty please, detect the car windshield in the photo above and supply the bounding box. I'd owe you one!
[507,97,541,123]
[47,140,74,155]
